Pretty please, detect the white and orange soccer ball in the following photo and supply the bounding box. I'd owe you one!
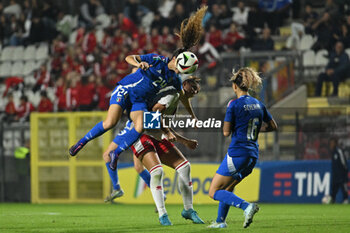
[176,51,199,74]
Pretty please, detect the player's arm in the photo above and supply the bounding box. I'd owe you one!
[223,121,232,137]
[170,128,198,150]
[125,55,151,70]
[223,100,235,137]
[260,104,278,132]
[151,103,177,141]
[260,119,278,132]
[179,90,196,119]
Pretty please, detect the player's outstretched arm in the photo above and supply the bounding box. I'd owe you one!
[170,128,198,150]
[179,91,197,119]
[260,119,278,132]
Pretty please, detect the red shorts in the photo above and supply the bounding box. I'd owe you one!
[131,134,174,158]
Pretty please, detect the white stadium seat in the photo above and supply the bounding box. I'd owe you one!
[11,61,24,76]
[1,46,15,62]
[96,29,104,43]
[24,74,37,86]
[303,50,316,76]
[345,48,350,58]
[23,60,37,76]
[69,29,78,44]
[0,62,12,77]
[12,46,24,61]
[96,14,111,29]
[36,44,49,60]
[24,45,37,60]
[315,49,329,66]
[302,50,315,67]
[300,35,315,51]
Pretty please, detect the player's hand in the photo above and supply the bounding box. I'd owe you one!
[165,131,177,142]
[138,62,152,71]
[184,139,198,150]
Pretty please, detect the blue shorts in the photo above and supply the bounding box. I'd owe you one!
[110,85,147,112]
[216,153,257,181]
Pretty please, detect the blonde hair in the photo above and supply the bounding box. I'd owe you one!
[230,67,262,92]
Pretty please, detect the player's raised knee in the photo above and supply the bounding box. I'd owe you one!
[209,188,216,199]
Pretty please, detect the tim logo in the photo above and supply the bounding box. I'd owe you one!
[143,111,161,129]
[273,172,292,197]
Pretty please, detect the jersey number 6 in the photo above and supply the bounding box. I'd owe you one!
[247,118,259,141]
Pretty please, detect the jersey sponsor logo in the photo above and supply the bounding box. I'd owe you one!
[144,111,161,129]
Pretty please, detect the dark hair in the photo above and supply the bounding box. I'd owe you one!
[40,90,47,97]
[172,6,207,59]
[20,95,28,102]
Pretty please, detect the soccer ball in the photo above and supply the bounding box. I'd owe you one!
[176,51,199,74]
[321,195,332,204]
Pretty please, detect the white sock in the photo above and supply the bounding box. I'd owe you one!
[150,165,166,217]
[176,160,193,211]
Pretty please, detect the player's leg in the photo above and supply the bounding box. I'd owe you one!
[208,155,258,228]
[209,180,238,228]
[102,141,124,202]
[133,154,151,187]
[140,150,171,226]
[157,142,204,224]
[108,108,144,166]
[341,181,348,203]
[69,100,123,156]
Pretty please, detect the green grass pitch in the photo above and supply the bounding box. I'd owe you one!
[1,203,349,233]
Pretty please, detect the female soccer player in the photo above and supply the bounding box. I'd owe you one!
[208,67,277,229]
[69,6,207,159]
[105,77,203,226]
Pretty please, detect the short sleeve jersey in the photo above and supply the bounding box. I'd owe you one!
[118,53,182,104]
[224,95,272,158]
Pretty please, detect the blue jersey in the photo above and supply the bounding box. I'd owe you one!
[224,95,272,158]
[118,53,182,105]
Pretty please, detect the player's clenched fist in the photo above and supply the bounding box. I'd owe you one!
[138,62,152,71]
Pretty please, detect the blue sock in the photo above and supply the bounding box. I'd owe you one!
[106,162,120,190]
[80,121,106,145]
[113,128,141,155]
[213,190,249,210]
[216,202,230,223]
[139,169,151,187]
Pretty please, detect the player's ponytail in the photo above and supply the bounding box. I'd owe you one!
[230,67,262,92]
[172,6,207,58]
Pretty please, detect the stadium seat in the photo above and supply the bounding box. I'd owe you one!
[69,29,78,44]
[12,46,25,61]
[95,29,104,44]
[315,49,328,66]
[36,60,44,69]
[300,35,315,51]
[11,61,24,76]
[36,44,49,60]
[46,87,56,101]
[23,74,37,87]
[0,46,15,62]
[23,61,37,76]
[0,62,12,77]
[303,50,315,66]
[345,48,350,58]
[96,14,111,29]
[302,50,315,76]
[24,45,37,61]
